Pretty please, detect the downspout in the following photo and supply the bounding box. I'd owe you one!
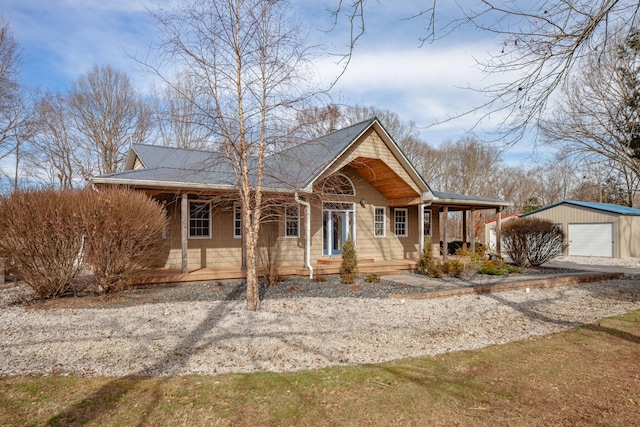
[294,192,313,280]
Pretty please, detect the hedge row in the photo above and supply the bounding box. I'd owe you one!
[0,187,167,299]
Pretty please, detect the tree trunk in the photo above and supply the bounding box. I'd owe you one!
[244,215,261,311]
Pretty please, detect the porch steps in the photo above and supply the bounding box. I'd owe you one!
[316,258,375,266]
[312,259,416,277]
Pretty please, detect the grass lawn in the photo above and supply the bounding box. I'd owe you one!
[1,309,639,426]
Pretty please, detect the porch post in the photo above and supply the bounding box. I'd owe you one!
[418,203,424,255]
[462,209,468,249]
[442,206,449,261]
[181,193,189,275]
[470,208,476,253]
[496,208,502,258]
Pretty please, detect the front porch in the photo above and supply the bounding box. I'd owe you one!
[131,258,418,285]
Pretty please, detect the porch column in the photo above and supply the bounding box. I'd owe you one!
[181,193,189,275]
[470,208,476,252]
[442,206,449,261]
[462,209,468,249]
[418,203,424,255]
[496,208,502,258]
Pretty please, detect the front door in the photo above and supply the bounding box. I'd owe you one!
[323,203,354,255]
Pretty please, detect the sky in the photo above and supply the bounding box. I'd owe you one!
[0,0,540,166]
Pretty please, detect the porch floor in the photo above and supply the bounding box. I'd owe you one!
[132,258,418,285]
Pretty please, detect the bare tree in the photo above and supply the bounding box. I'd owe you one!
[442,137,502,197]
[330,1,640,144]
[151,72,217,150]
[68,64,152,177]
[295,104,433,171]
[28,92,81,189]
[540,28,640,199]
[0,17,22,161]
[151,0,317,311]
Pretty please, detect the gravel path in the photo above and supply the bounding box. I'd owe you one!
[1,274,639,377]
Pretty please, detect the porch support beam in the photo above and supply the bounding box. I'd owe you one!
[496,208,502,258]
[418,203,424,255]
[462,209,468,249]
[442,206,449,261]
[181,193,188,275]
[470,208,476,252]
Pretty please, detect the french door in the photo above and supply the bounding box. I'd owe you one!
[322,202,355,255]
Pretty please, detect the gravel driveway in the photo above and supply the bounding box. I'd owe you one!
[2,267,639,377]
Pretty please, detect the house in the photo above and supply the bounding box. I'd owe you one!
[91,118,510,280]
[521,200,640,258]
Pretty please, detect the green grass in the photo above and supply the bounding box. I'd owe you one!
[1,310,640,426]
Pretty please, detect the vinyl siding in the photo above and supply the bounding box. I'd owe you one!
[526,205,626,258]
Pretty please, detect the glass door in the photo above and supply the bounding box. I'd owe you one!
[323,203,354,255]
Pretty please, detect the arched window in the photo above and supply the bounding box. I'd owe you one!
[322,173,355,196]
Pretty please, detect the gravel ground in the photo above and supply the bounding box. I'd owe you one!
[1,272,640,377]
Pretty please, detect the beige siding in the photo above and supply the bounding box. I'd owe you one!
[164,200,242,270]
[310,167,420,261]
[616,216,640,258]
[527,205,623,257]
[159,124,429,270]
[320,129,422,195]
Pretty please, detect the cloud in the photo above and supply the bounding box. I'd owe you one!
[312,39,515,144]
[1,0,161,90]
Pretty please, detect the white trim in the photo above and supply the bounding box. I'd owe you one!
[394,208,408,237]
[423,208,432,237]
[322,202,356,255]
[373,206,386,238]
[284,203,300,238]
[233,203,242,239]
[322,173,356,196]
[188,200,211,239]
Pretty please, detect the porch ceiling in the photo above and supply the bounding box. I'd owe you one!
[348,157,420,202]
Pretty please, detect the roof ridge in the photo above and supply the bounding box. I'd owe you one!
[133,143,220,155]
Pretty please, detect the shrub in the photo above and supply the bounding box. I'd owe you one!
[82,187,168,293]
[0,188,168,298]
[313,267,326,282]
[364,273,380,283]
[340,237,358,284]
[0,189,87,299]
[443,260,465,278]
[417,237,442,278]
[501,217,566,267]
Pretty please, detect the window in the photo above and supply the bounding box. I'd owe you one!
[322,173,355,195]
[374,206,386,237]
[189,201,211,238]
[423,208,432,237]
[234,203,242,238]
[285,204,299,237]
[394,208,408,237]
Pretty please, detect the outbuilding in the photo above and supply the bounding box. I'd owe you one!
[521,200,640,258]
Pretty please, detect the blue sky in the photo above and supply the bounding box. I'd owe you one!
[0,0,537,165]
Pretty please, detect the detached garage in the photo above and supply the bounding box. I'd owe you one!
[521,200,640,258]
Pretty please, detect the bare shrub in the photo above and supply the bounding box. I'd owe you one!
[0,189,86,298]
[82,187,167,293]
[501,218,566,267]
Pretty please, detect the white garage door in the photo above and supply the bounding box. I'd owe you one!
[568,223,613,257]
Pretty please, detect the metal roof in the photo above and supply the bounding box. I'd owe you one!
[431,190,511,209]
[522,200,640,216]
[92,119,509,209]
[263,118,378,189]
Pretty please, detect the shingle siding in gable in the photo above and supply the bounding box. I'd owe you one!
[320,128,422,196]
